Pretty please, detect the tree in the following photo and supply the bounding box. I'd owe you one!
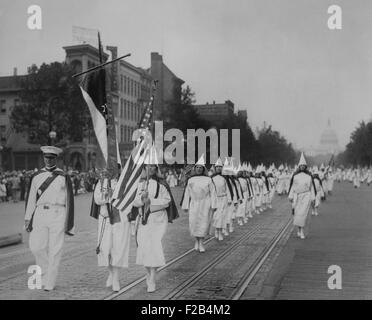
[256,124,297,166]
[161,85,211,132]
[217,113,259,164]
[337,120,372,166]
[10,62,89,146]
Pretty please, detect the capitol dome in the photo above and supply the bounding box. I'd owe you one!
[317,120,341,155]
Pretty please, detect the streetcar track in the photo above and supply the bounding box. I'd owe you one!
[162,225,262,300]
[231,217,293,299]
[104,235,216,300]
[163,218,292,300]
[107,201,291,300]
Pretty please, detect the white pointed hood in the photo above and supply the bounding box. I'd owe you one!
[215,157,223,167]
[298,152,307,166]
[195,153,206,167]
[247,163,253,172]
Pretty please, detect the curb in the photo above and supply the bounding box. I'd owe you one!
[0,233,23,249]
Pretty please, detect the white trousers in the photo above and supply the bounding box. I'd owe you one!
[29,205,66,290]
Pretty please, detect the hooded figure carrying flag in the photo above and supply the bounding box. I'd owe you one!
[79,33,126,291]
[288,153,316,239]
[132,145,178,293]
[181,154,218,252]
[90,168,130,292]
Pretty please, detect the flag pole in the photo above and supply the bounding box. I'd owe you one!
[72,53,131,78]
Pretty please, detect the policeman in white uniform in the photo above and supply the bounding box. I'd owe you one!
[25,146,74,291]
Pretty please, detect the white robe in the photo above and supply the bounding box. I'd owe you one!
[313,178,324,209]
[225,176,238,226]
[237,177,248,218]
[268,177,276,204]
[94,179,131,268]
[133,179,171,268]
[288,172,316,227]
[182,175,217,237]
[212,174,231,228]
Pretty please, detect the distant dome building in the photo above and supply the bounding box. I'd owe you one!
[316,119,341,155]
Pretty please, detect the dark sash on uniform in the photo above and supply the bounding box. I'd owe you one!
[263,175,270,192]
[245,177,252,197]
[211,173,234,201]
[231,177,242,201]
[25,169,74,235]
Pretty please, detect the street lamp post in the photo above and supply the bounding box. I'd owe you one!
[47,96,59,145]
[0,145,3,172]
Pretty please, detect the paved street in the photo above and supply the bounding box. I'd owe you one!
[274,182,372,299]
[0,182,371,300]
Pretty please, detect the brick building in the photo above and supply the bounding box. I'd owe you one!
[0,45,183,171]
[150,52,184,120]
[193,100,235,125]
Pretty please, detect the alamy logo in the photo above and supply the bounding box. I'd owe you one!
[327,5,342,30]
[133,121,240,164]
[327,265,342,290]
[27,265,42,290]
[27,5,42,30]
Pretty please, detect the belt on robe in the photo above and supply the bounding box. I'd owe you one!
[217,194,227,197]
[37,204,66,210]
[295,189,311,195]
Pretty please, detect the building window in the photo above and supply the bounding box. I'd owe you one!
[14,99,19,107]
[124,100,127,119]
[124,76,128,95]
[120,125,124,142]
[120,75,123,92]
[0,100,6,113]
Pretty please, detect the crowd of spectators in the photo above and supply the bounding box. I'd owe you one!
[0,166,188,204]
[0,168,99,203]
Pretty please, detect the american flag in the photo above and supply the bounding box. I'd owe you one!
[111,85,156,213]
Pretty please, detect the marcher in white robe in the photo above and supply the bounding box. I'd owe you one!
[256,173,265,212]
[166,171,178,187]
[212,158,232,240]
[367,169,372,186]
[245,167,255,219]
[288,153,316,239]
[251,173,261,214]
[237,166,248,226]
[231,174,243,228]
[276,169,286,195]
[311,172,324,216]
[267,173,276,208]
[93,175,131,292]
[260,171,270,211]
[353,169,361,188]
[221,159,238,235]
[132,163,172,293]
[181,155,217,252]
[326,169,334,195]
[284,169,291,194]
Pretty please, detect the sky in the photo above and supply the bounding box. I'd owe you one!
[1,0,372,151]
